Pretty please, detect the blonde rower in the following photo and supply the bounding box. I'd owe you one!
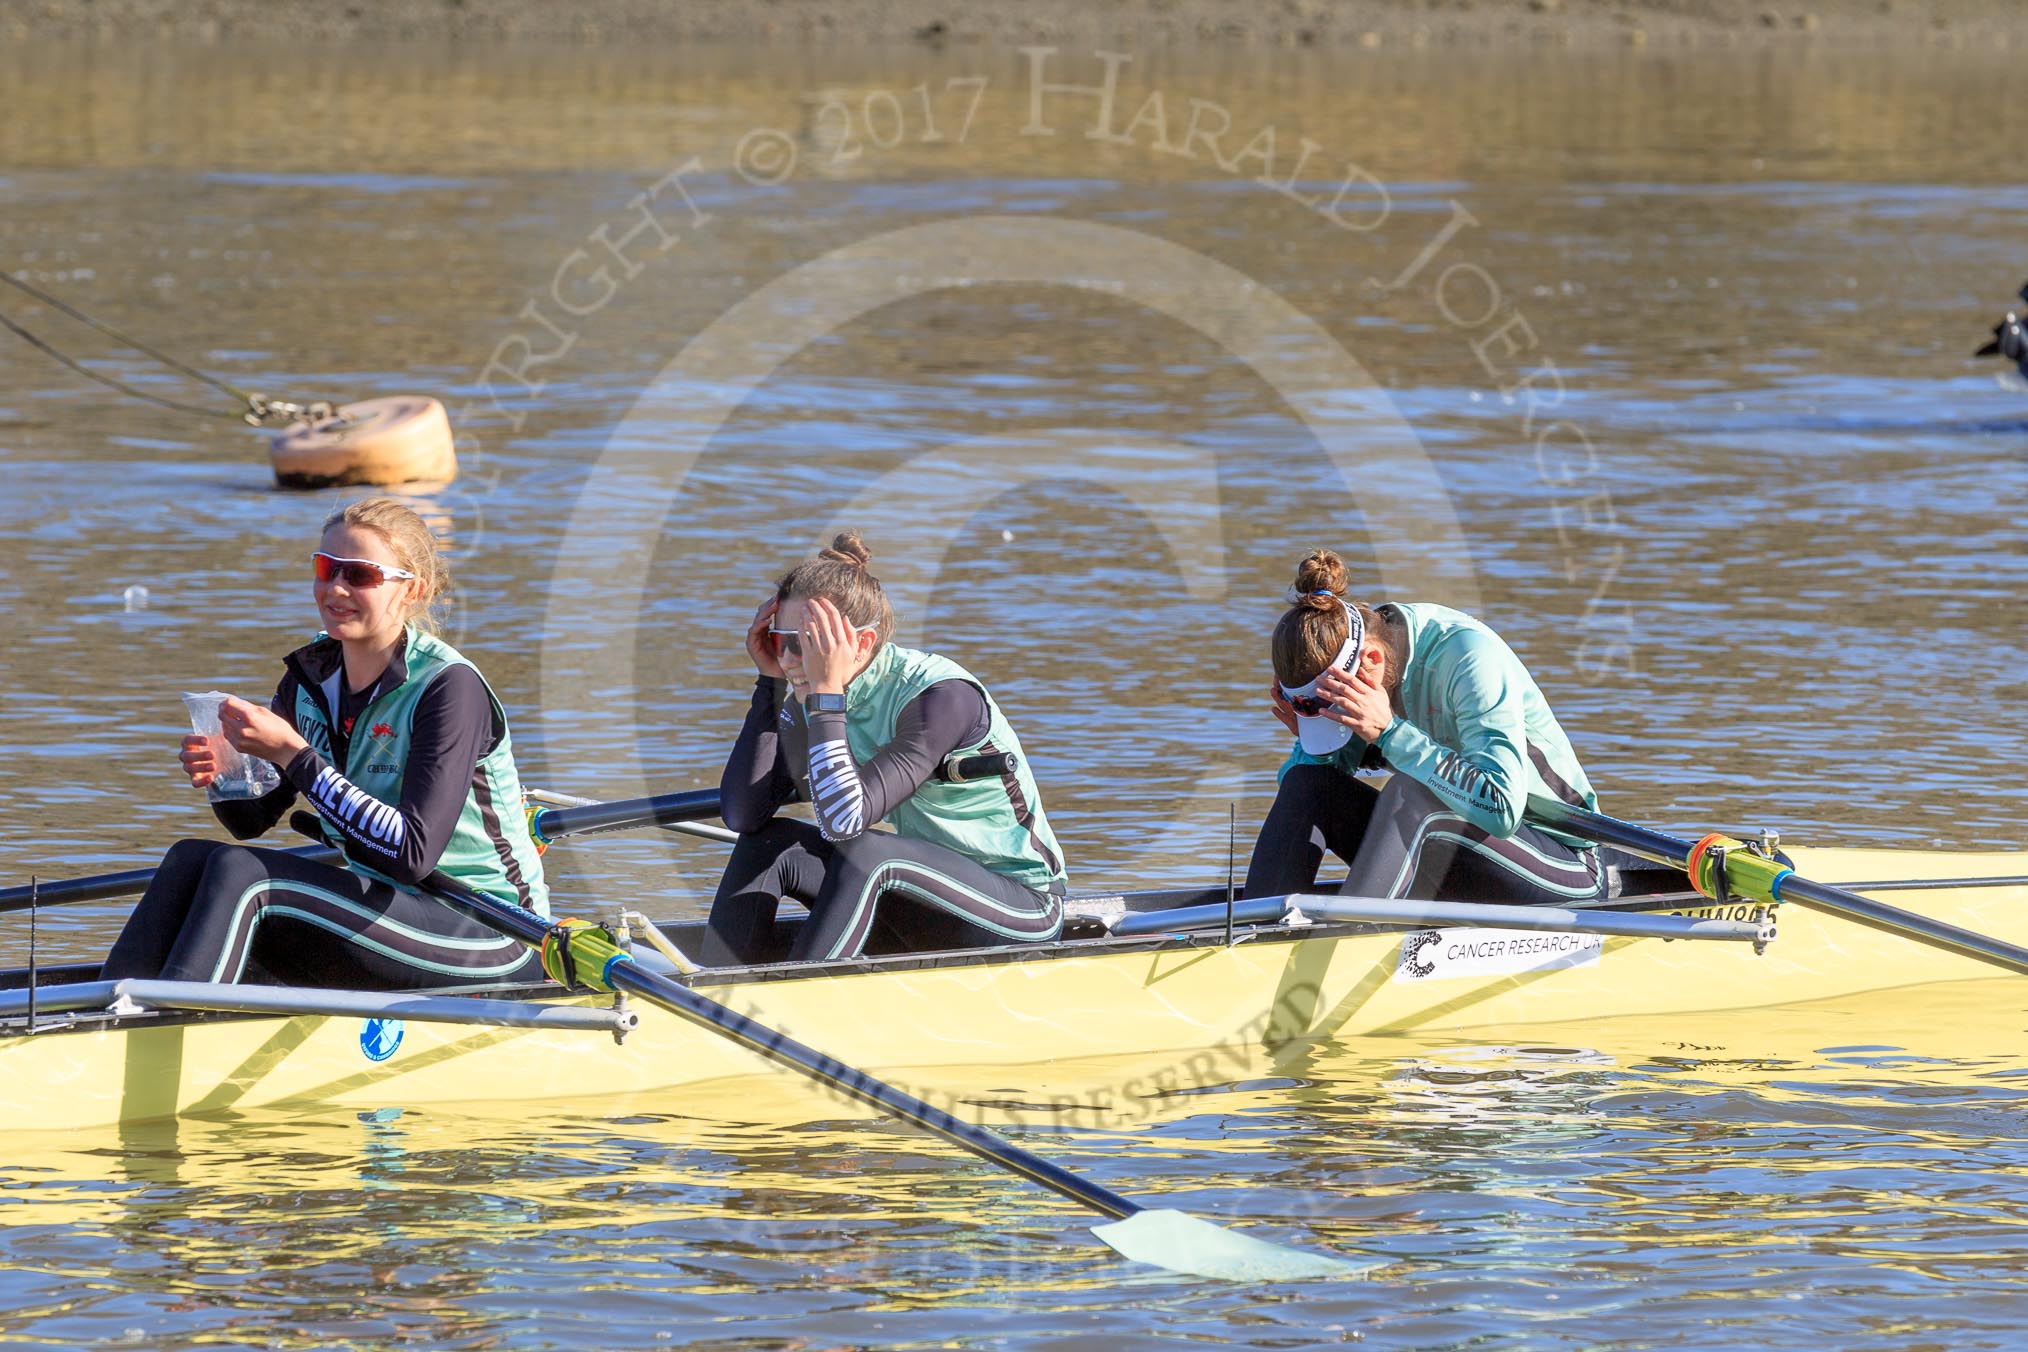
[103,499,548,988]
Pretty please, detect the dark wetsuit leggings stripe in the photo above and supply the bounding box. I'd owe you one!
[703,817,1063,966]
[1245,764,1606,906]
[99,839,545,988]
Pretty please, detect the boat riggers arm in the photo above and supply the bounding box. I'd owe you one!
[416,870,1362,1283]
[1525,796,2028,979]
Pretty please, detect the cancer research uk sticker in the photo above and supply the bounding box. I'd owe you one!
[1394,927,1603,982]
[360,1017,405,1062]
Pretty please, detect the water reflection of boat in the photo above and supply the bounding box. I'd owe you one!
[8,973,2017,1243]
[0,845,2021,1132]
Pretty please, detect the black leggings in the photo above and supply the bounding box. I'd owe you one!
[100,838,545,989]
[702,817,1062,966]
[1245,764,1606,906]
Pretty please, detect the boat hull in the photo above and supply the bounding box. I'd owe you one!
[2,846,2022,1131]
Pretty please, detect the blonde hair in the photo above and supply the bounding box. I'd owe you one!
[322,497,450,634]
[775,531,895,644]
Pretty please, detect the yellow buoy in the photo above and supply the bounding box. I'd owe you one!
[268,395,458,490]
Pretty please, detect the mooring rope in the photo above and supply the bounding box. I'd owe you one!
[0,269,338,425]
[0,304,244,421]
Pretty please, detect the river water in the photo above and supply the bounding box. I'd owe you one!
[1,39,2024,1349]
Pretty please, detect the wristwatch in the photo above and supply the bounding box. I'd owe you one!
[805,692,847,715]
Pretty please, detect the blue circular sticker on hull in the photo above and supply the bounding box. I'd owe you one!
[361,1017,405,1062]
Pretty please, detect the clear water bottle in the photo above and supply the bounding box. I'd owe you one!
[181,692,283,802]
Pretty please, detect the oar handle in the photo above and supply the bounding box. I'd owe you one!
[529,788,722,842]
[0,844,337,914]
[936,752,1018,784]
[0,865,164,913]
[1524,796,1686,867]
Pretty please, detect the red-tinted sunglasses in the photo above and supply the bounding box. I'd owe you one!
[1281,623,1363,718]
[313,553,418,589]
[1286,692,1335,718]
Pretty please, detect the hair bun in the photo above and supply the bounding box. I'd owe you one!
[820,530,873,569]
[1289,549,1348,610]
[777,530,893,645]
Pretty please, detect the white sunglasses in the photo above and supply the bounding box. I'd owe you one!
[768,622,873,658]
[313,553,419,588]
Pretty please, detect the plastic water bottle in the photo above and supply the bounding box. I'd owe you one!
[181,691,282,801]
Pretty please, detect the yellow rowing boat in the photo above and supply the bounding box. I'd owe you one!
[2,844,2021,1132]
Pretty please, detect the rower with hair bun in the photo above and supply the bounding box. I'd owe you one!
[706,531,1068,964]
[1248,549,1605,906]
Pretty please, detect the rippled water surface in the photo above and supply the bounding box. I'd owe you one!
[5,983,2027,1350]
[1,39,2025,1349]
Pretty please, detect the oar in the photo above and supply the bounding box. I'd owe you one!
[526,787,722,840]
[0,787,727,915]
[419,869,1360,1281]
[0,846,337,913]
[1526,796,2028,978]
[525,788,737,845]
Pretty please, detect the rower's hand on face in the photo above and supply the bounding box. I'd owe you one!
[746,596,786,680]
[1268,681,1298,737]
[800,596,861,697]
[1315,667,1394,743]
[217,695,310,766]
[179,734,220,789]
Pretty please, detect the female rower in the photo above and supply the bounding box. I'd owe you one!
[102,498,549,988]
[704,532,1067,965]
[1246,550,1605,906]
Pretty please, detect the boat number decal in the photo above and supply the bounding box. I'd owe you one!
[360,1017,405,1062]
[1673,904,1767,924]
[1394,927,1603,982]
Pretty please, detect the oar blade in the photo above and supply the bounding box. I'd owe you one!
[423,868,1372,1280]
[1091,1208,1369,1281]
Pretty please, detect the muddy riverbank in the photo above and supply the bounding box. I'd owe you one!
[4,0,2025,50]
